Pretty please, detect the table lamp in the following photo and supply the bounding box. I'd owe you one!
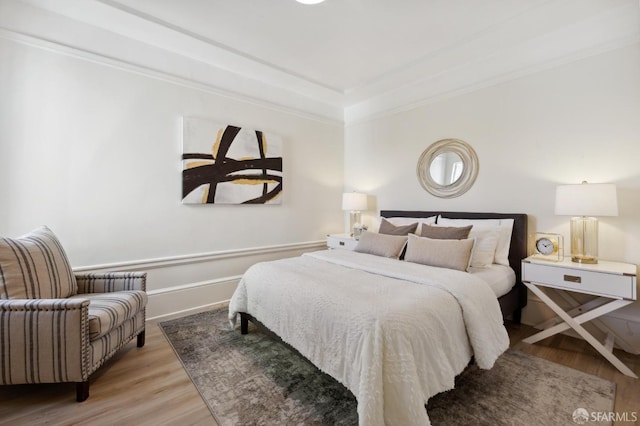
[342,192,368,237]
[555,181,618,264]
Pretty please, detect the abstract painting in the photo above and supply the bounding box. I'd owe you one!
[182,117,283,204]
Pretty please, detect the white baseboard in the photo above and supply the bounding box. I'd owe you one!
[146,277,239,321]
[148,298,231,323]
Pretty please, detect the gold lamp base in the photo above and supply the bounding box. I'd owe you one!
[570,216,599,264]
[571,255,598,264]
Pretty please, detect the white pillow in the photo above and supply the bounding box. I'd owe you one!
[468,229,499,267]
[374,216,436,234]
[437,217,514,266]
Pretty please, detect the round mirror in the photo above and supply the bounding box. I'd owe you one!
[417,139,478,198]
[429,152,464,186]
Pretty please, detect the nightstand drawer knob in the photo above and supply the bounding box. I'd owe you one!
[339,241,345,246]
[564,274,582,283]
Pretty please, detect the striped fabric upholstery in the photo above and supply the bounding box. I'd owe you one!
[69,291,147,340]
[88,311,145,374]
[75,272,146,293]
[0,270,147,395]
[0,226,77,299]
[0,298,90,384]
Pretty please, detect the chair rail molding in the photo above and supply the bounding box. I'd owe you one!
[73,240,326,320]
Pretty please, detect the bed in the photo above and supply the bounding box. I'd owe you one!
[229,211,528,426]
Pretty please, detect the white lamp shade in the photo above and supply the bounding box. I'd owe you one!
[342,192,368,211]
[555,183,618,217]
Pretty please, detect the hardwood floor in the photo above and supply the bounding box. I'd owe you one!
[0,320,215,426]
[1,318,638,426]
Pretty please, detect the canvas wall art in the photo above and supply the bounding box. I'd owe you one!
[182,117,283,204]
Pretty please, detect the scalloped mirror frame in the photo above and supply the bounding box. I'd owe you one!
[416,139,479,198]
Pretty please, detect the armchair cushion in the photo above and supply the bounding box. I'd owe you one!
[69,290,148,340]
[0,226,77,299]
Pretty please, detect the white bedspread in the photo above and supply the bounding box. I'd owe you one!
[229,250,509,426]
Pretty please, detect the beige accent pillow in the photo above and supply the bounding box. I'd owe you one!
[354,231,408,259]
[373,216,436,235]
[404,234,474,272]
[378,218,418,235]
[420,224,472,240]
[0,226,77,299]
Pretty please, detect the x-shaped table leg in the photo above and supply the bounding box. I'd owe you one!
[523,282,637,378]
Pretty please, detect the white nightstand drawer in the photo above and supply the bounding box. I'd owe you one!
[523,261,635,299]
[327,234,359,251]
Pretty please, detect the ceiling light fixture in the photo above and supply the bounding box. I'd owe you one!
[296,0,325,4]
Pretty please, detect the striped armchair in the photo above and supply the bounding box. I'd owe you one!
[0,227,148,401]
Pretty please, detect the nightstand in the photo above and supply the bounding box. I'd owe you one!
[327,233,358,251]
[522,256,638,378]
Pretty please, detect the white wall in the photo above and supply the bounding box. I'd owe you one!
[345,43,640,350]
[0,35,344,318]
[346,43,640,264]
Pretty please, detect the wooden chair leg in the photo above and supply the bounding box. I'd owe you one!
[137,330,146,347]
[76,380,89,402]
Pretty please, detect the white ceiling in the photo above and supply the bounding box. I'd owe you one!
[106,0,548,92]
[10,0,640,122]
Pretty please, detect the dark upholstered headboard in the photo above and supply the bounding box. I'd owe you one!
[380,211,528,320]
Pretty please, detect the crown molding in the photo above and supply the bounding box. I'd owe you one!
[4,0,639,125]
[0,27,345,125]
[96,0,344,95]
[344,0,640,123]
[19,0,345,102]
[345,35,640,125]
[0,0,345,124]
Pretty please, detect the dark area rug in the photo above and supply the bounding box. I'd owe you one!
[159,308,615,426]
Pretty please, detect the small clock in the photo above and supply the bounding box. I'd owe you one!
[533,232,564,262]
